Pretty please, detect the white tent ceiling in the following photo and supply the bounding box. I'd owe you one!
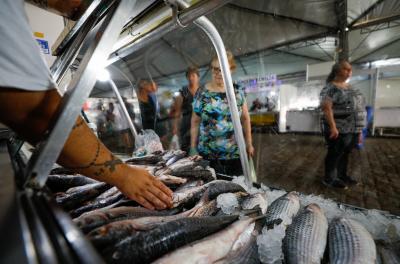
[92,0,400,95]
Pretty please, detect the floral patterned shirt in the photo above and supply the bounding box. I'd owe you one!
[193,85,246,160]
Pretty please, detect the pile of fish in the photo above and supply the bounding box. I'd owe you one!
[46,152,400,264]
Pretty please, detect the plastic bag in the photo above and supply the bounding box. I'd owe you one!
[169,134,180,150]
[249,158,257,183]
[135,129,164,156]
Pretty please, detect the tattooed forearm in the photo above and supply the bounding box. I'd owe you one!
[66,140,101,170]
[26,0,48,9]
[67,143,123,178]
[92,155,123,177]
[102,154,123,172]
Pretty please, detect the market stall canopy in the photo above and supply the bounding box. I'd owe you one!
[84,0,400,94]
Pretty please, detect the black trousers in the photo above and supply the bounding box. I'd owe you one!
[324,133,357,181]
[206,158,243,176]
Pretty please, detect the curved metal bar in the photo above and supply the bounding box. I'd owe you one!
[108,79,138,141]
[26,0,137,188]
[176,0,252,186]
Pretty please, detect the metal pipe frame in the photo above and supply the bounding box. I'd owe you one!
[371,67,379,136]
[52,0,108,56]
[50,0,115,83]
[108,79,138,140]
[106,0,233,66]
[25,0,138,188]
[174,0,253,186]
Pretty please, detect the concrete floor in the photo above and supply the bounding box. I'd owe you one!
[253,133,400,215]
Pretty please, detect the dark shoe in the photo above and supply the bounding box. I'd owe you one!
[340,176,358,186]
[322,178,347,189]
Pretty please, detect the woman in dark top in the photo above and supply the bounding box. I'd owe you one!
[137,79,167,139]
[320,61,366,188]
[171,66,200,152]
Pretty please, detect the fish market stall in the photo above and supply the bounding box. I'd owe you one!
[2,0,400,263]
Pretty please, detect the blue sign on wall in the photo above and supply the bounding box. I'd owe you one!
[36,39,50,54]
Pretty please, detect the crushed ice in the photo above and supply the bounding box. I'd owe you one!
[216,193,239,215]
[257,223,286,264]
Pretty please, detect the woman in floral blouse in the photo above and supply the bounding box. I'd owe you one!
[190,52,254,176]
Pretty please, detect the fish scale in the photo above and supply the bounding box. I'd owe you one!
[283,203,328,264]
[264,192,300,226]
[329,218,376,264]
[103,215,239,264]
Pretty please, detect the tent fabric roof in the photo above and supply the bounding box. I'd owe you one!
[97,0,400,93]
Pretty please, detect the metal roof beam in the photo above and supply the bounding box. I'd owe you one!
[348,0,386,28]
[273,49,326,62]
[353,35,400,62]
[242,31,336,59]
[227,3,336,31]
[351,14,400,30]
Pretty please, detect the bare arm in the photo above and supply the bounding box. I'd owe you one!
[0,88,172,210]
[170,95,183,136]
[241,102,254,157]
[321,99,339,139]
[190,112,201,149]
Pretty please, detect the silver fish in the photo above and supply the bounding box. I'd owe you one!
[154,215,264,264]
[156,174,187,185]
[46,174,98,192]
[70,187,124,218]
[125,154,162,165]
[74,206,180,234]
[190,191,248,217]
[329,217,377,264]
[165,150,186,166]
[172,180,245,208]
[265,191,300,226]
[241,192,268,214]
[174,180,204,192]
[103,215,240,263]
[282,203,328,264]
[56,182,111,210]
[214,222,261,264]
[170,167,216,182]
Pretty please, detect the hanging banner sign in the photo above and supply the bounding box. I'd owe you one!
[237,74,282,93]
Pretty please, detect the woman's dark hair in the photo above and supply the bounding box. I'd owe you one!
[326,60,348,83]
[185,66,199,78]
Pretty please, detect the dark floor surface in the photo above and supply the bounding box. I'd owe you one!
[253,133,400,215]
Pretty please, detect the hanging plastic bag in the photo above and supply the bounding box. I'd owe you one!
[169,134,180,150]
[135,129,164,156]
[248,158,257,183]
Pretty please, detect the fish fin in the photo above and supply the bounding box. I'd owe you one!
[187,189,210,216]
[264,218,283,230]
[240,206,262,217]
[198,188,210,206]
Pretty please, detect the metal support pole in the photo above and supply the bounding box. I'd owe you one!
[336,0,349,61]
[25,0,137,188]
[174,0,253,186]
[108,79,138,140]
[371,67,379,136]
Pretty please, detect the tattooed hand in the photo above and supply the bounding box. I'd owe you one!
[114,165,173,210]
